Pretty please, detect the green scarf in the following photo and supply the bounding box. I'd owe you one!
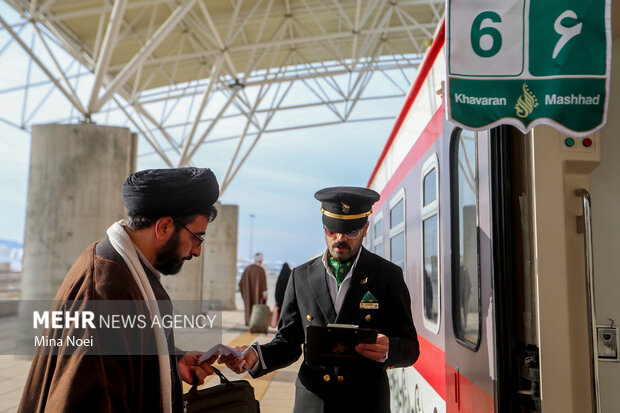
[328,255,354,288]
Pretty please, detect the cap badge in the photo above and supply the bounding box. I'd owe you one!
[341,202,350,214]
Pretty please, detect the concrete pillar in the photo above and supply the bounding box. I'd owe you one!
[161,204,238,311]
[20,124,136,299]
[161,204,238,312]
[160,249,204,315]
[160,254,204,300]
[202,203,238,310]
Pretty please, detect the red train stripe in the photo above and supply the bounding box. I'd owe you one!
[413,334,447,400]
[374,102,445,211]
[445,363,495,413]
[367,19,445,188]
[412,336,495,412]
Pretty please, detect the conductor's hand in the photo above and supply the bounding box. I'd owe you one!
[218,345,258,374]
[355,333,389,362]
[178,352,217,385]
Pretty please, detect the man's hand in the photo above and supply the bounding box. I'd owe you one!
[355,334,389,362]
[178,352,218,385]
[218,345,258,374]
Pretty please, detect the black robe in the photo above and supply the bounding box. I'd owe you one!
[274,264,291,311]
[18,238,185,413]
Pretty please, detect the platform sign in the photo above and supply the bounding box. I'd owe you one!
[446,0,611,136]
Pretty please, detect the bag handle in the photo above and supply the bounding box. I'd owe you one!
[212,366,231,384]
[189,366,231,395]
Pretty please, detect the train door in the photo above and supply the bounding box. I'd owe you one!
[444,126,495,413]
[589,38,620,412]
[490,125,542,413]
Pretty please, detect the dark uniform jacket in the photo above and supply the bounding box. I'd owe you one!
[253,247,419,413]
[18,238,185,413]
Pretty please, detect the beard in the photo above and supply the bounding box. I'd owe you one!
[329,241,354,261]
[154,229,191,275]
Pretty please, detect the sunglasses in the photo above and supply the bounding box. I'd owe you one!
[323,226,363,240]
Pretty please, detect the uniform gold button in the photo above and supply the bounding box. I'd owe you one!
[306,315,313,322]
[323,374,330,382]
[360,277,368,285]
[365,314,371,322]
[337,375,344,382]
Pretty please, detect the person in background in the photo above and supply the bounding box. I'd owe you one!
[221,186,419,412]
[239,252,268,326]
[274,262,292,314]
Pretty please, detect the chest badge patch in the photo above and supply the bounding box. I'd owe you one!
[360,291,379,309]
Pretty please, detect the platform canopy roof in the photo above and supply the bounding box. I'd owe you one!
[0,0,445,192]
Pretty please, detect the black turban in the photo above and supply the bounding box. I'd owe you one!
[122,167,219,218]
[314,186,380,233]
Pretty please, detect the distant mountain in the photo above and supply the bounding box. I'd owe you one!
[0,239,22,249]
[0,239,23,271]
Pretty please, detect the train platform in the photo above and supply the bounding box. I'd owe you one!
[0,305,299,413]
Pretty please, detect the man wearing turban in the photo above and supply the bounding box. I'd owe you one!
[18,167,220,413]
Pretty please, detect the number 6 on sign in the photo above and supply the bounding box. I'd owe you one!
[552,10,582,59]
[448,0,525,77]
[471,12,502,58]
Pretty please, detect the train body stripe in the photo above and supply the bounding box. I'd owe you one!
[374,103,445,212]
[445,363,495,413]
[414,334,447,400]
[412,335,496,412]
[367,20,445,187]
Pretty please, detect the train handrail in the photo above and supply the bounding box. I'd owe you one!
[575,188,600,413]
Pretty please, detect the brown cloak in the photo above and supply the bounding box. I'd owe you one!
[18,239,183,413]
[238,264,267,325]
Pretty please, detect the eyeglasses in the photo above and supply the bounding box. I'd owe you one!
[180,224,205,246]
[323,226,363,240]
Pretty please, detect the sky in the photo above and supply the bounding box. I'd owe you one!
[0,111,398,268]
[0,3,410,268]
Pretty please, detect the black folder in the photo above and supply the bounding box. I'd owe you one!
[305,325,378,367]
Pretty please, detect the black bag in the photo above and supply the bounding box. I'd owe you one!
[183,367,260,413]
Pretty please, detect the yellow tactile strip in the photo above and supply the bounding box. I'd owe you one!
[181,330,278,403]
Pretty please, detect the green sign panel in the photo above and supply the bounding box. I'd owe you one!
[446,0,610,136]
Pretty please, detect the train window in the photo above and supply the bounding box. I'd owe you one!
[389,188,406,272]
[421,154,440,334]
[374,216,383,239]
[423,215,439,326]
[373,212,384,257]
[374,241,384,257]
[390,199,404,228]
[390,232,405,271]
[450,129,481,349]
[423,169,436,205]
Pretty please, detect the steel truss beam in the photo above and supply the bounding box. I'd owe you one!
[0,0,444,194]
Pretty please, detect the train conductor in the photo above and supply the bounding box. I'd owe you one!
[221,186,419,412]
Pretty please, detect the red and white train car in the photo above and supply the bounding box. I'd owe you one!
[366,14,620,413]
